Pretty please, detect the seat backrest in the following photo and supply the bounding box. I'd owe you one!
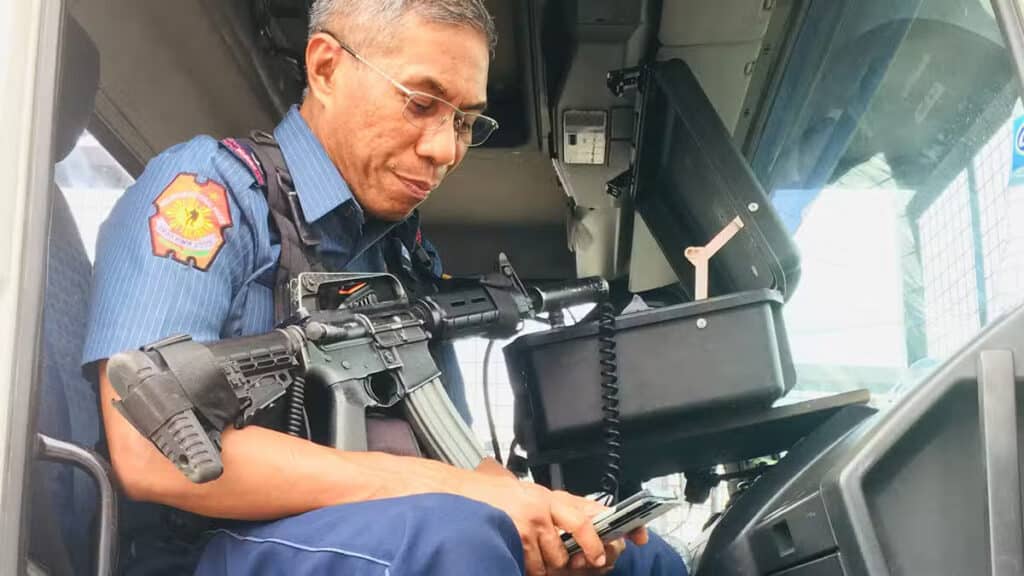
[30,13,102,575]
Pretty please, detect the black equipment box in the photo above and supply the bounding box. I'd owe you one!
[506,289,795,453]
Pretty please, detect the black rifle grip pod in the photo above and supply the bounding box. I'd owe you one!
[107,349,225,483]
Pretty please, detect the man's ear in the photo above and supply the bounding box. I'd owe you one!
[305,33,341,106]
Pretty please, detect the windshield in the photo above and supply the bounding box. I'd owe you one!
[751,0,1022,404]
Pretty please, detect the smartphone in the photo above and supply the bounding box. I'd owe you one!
[562,489,679,556]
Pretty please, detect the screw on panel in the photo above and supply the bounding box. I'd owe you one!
[342,360,352,369]
[696,318,708,329]
[748,202,760,213]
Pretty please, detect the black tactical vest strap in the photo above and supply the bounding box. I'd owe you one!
[383,210,443,299]
[221,132,441,319]
[224,132,325,323]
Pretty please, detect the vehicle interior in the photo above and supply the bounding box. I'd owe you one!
[4,0,1024,574]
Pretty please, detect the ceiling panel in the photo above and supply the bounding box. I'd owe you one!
[72,0,276,167]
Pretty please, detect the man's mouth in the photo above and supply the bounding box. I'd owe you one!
[394,174,434,201]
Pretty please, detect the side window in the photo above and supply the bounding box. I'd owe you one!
[916,111,1024,357]
[779,99,1024,405]
[754,5,1023,405]
[54,131,133,260]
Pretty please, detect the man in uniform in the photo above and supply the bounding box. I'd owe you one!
[83,1,687,574]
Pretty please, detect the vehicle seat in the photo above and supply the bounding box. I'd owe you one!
[30,13,103,575]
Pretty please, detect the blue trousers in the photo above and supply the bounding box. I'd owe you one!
[195,494,687,575]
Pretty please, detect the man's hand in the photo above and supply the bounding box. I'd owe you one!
[454,471,606,575]
[559,539,625,575]
[460,462,649,575]
[550,490,649,574]
[556,527,647,575]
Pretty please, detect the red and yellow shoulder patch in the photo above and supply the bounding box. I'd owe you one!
[149,174,233,271]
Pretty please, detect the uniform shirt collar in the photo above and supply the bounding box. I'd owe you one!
[273,105,361,224]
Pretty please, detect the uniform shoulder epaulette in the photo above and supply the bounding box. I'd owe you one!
[220,137,266,187]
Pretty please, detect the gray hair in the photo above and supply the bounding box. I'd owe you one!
[308,0,496,56]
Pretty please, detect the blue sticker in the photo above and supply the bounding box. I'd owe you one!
[1011,115,1024,186]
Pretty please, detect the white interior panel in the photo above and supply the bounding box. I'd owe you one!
[420,147,567,226]
[628,218,680,293]
[71,0,276,166]
[659,0,772,46]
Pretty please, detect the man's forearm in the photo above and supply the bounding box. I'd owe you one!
[99,360,466,520]
[163,426,464,520]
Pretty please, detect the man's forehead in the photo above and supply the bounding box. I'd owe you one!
[381,15,490,108]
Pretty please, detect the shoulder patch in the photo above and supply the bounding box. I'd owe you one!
[149,173,234,271]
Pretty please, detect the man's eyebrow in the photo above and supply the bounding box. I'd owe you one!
[407,76,451,99]
[413,75,488,112]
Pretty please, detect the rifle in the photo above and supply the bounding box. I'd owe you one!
[107,255,607,483]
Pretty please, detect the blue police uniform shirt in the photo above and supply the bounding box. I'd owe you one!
[83,105,468,419]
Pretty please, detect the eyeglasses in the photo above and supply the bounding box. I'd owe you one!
[318,30,499,147]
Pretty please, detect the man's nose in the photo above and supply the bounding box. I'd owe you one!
[415,121,459,168]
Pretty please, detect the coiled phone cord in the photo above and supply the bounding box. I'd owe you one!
[598,301,622,505]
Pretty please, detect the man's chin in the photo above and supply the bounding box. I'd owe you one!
[368,201,419,222]
[354,188,421,222]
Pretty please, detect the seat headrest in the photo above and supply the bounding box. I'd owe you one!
[56,16,100,162]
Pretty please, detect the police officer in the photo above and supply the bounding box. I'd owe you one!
[83,1,687,574]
